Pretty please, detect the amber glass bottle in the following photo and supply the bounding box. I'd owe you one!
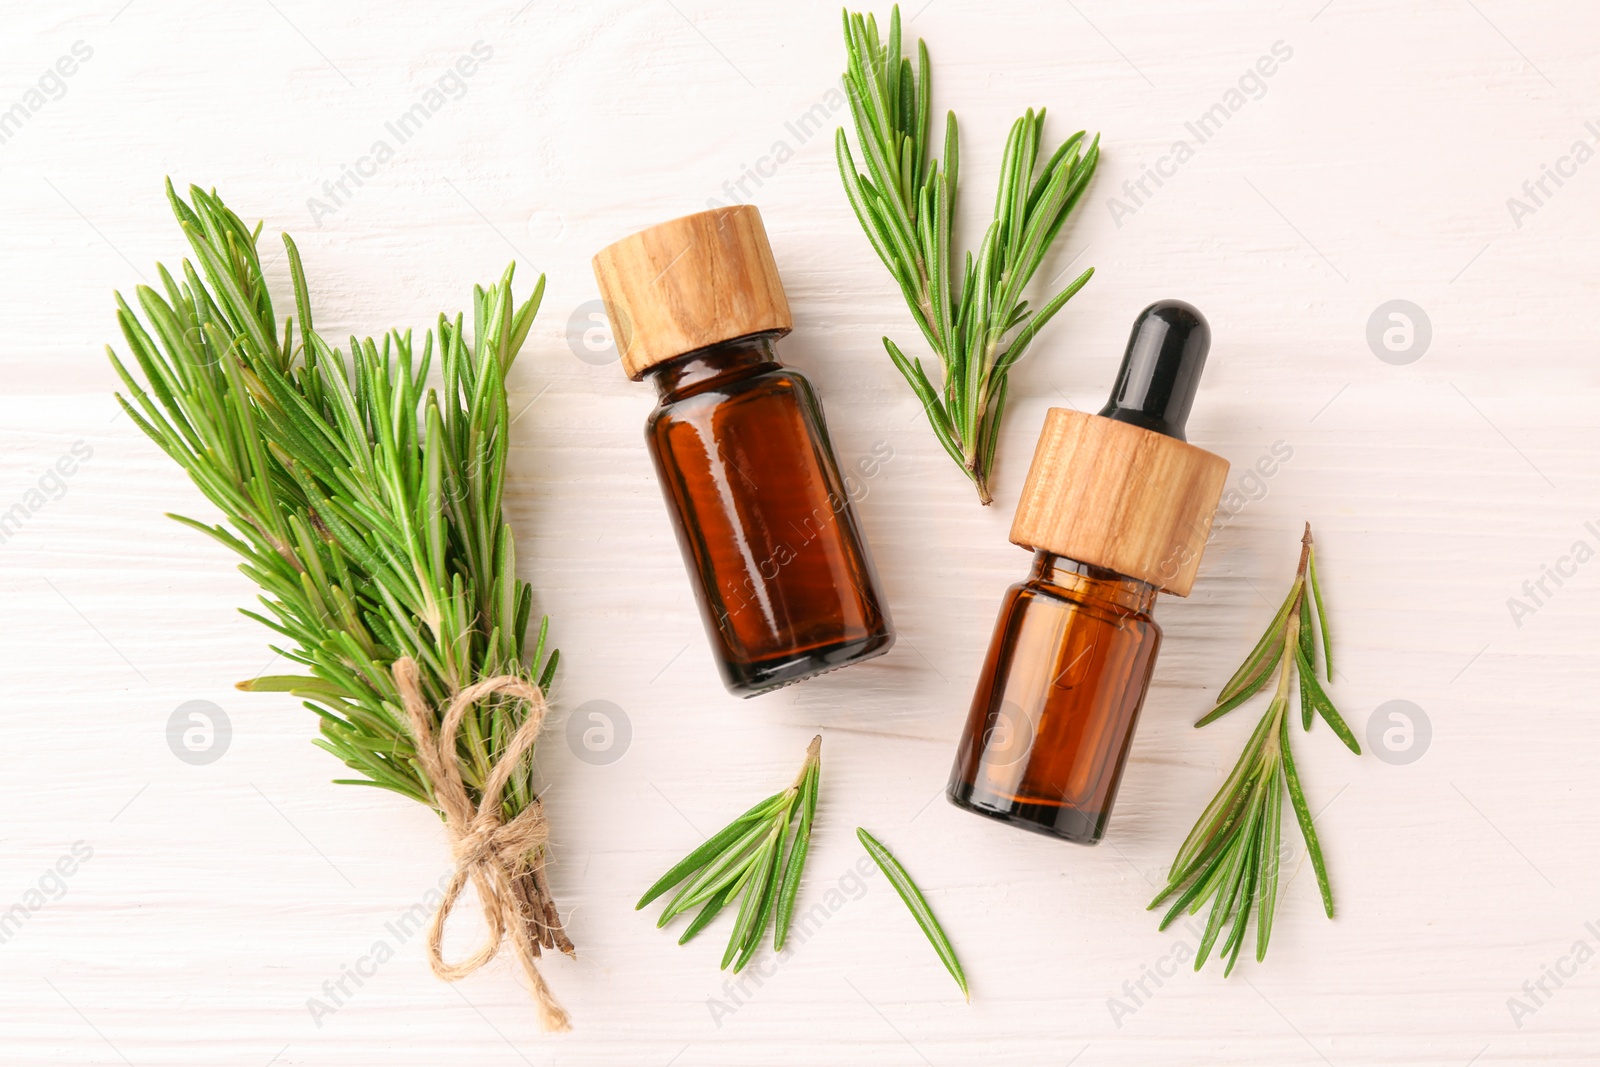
[593,207,893,696]
[947,301,1230,844]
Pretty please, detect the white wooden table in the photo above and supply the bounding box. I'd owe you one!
[3,1,1595,1063]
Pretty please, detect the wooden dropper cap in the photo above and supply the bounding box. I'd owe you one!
[1010,300,1230,597]
[591,206,794,381]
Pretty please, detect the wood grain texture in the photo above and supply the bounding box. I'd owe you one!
[1010,407,1230,595]
[2,1,1599,1065]
[592,205,793,379]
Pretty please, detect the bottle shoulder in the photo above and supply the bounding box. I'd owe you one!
[1010,575,1162,630]
[648,365,813,427]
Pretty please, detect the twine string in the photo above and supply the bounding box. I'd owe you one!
[391,656,570,1033]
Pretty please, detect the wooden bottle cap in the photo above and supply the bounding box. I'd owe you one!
[591,205,794,381]
[1010,408,1229,596]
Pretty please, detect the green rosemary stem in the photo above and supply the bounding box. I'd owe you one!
[1151,523,1360,974]
[836,5,1100,505]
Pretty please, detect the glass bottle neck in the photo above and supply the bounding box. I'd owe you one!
[647,333,783,403]
[1027,550,1159,615]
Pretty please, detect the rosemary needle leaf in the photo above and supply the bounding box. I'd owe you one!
[1308,544,1334,682]
[856,827,969,1000]
[1172,702,1279,872]
[1255,760,1285,961]
[1299,650,1315,731]
[1298,588,1316,677]
[1217,803,1262,970]
[774,759,820,952]
[1215,583,1297,703]
[1194,788,1263,969]
[883,337,967,471]
[1153,524,1357,971]
[1195,660,1276,727]
[1295,645,1360,754]
[1296,588,1317,730]
[659,819,774,923]
[678,884,735,946]
[730,837,784,972]
[723,830,781,970]
[1154,844,1227,927]
[636,791,786,909]
[1280,724,1334,917]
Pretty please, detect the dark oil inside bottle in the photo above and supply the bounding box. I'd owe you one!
[645,334,894,695]
[947,552,1161,843]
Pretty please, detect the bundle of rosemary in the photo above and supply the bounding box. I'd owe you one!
[109,182,572,1030]
[837,6,1101,504]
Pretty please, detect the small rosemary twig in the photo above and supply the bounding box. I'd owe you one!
[638,736,821,972]
[836,5,1100,505]
[1150,523,1360,974]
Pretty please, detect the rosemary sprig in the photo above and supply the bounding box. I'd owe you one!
[639,736,821,971]
[856,827,968,999]
[1150,524,1359,974]
[108,183,570,949]
[836,5,1100,505]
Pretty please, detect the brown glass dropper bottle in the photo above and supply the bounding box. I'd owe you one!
[592,207,894,696]
[946,300,1230,844]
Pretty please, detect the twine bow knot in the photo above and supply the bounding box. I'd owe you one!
[392,657,571,1033]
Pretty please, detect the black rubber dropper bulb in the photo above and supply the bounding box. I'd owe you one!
[1097,299,1211,442]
